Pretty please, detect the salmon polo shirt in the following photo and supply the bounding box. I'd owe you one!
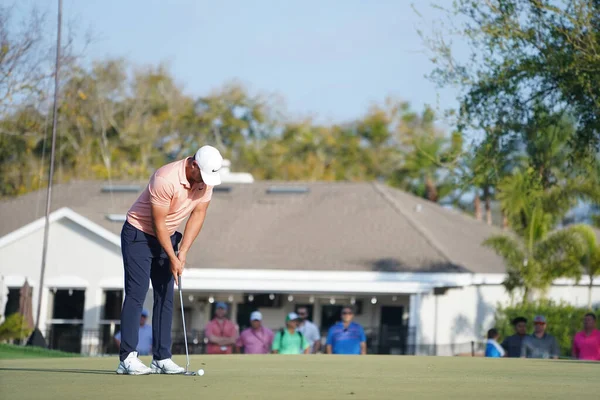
[127,157,213,236]
[572,329,600,361]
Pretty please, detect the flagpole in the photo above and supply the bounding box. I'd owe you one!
[33,0,62,338]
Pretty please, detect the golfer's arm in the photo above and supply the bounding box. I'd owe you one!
[150,204,177,259]
[179,201,210,254]
[360,342,367,355]
[326,344,332,354]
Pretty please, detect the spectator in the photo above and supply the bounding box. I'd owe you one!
[521,315,560,359]
[114,309,152,356]
[236,311,274,354]
[572,312,600,361]
[326,305,366,355]
[296,306,321,353]
[501,316,528,358]
[485,328,505,358]
[272,312,310,355]
[205,302,239,354]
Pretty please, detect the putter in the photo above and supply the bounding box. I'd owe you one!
[178,275,196,376]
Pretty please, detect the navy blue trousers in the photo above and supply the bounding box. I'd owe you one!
[119,221,182,362]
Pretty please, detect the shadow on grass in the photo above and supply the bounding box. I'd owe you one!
[0,367,114,375]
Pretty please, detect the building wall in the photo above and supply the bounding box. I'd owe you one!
[0,218,123,352]
[418,283,600,356]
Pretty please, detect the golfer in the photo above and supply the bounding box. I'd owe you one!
[116,145,223,375]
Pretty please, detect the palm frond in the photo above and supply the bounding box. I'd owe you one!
[535,229,585,281]
[567,224,600,278]
[482,235,525,269]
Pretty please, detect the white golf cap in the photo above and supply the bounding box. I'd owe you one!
[194,145,223,186]
[250,311,262,321]
[286,312,300,322]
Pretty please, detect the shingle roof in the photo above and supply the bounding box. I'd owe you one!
[0,180,508,274]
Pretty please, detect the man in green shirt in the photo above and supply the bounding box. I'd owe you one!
[272,312,310,355]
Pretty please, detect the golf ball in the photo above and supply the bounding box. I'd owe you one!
[197,369,205,376]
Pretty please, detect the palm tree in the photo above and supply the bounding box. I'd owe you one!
[567,224,600,309]
[483,225,582,302]
[486,169,598,302]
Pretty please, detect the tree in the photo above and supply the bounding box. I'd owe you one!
[567,224,600,309]
[389,104,462,202]
[483,226,582,302]
[0,313,33,341]
[191,81,283,166]
[0,5,50,117]
[417,0,600,156]
[461,127,516,225]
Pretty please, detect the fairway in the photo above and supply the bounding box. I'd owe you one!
[0,355,598,400]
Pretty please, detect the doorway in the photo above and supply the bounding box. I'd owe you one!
[378,306,405,355]
[236,303,256,332]
[320,305,343,333]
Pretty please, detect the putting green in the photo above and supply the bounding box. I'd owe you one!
[0,354,597,399]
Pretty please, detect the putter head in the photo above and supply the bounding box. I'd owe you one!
[183,371,196,376]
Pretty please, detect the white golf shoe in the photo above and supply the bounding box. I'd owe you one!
[150,358,185,374]
[116,352,152,375]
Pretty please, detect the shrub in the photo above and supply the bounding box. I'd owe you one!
[0,313,34,341]
[494,300,597,357]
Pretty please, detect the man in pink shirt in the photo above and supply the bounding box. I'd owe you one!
[116,145,223,375]
[236,311,274,354]
[572,312,600,361]
[205,302,239,354]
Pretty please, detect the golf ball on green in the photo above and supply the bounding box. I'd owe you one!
[197,369,204,376]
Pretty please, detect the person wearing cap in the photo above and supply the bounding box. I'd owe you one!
[501,316,528,358]
[236,311,274,354]
[114,309,153,356]
[116,145,223,375]
[520,315,560,359]
[272,313,310,355]
[205,302,239,355]
[572,312,600,361]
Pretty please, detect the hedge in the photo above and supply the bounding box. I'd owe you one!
[493,300,597,357]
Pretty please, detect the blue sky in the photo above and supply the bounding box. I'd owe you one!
[17,0,464,128]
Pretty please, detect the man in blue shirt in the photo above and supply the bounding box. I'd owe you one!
[326,305,366,355]
[115,309,153,355]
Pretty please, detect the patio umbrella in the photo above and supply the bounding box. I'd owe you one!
[19,280,34,332]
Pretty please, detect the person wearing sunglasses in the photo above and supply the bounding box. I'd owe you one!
[296,307,321,353]
[325,306,366,355]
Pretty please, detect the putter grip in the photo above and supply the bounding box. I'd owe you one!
[178,275,182,289]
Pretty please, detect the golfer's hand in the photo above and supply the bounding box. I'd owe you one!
[177,250,187,270]
[170,256,183,286]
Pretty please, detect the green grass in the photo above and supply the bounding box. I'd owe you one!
[0,344,81,359]
[0,355,598,399]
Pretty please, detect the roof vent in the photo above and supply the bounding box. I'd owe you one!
[214,186,232,193]
[266,186,309,194]
[105,214,127,222]
[101,185,142,193]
